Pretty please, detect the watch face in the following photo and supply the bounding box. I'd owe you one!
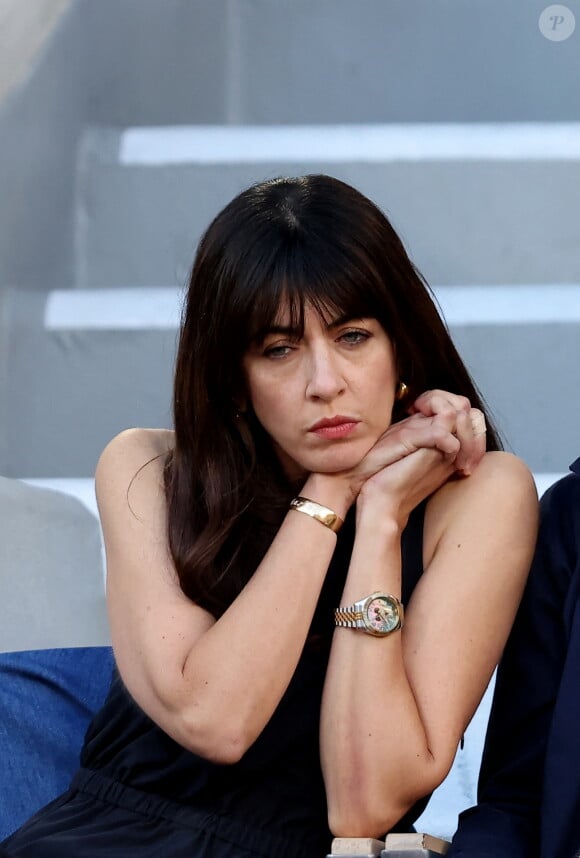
[364,595,401,634]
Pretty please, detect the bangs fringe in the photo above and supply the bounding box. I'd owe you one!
[243,233,387,346]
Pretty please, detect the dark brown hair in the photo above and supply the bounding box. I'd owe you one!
[165,175,501,615]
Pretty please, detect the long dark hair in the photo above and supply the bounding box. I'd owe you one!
[164,174,501,615]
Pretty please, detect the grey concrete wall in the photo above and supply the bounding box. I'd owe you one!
[2,0,580,291]
[0,0,229,291]
[231,0,580,124]
[0,0,87,290]
[0,0,72,103]
[81,0,231,126]
[57,0,580,127]
[1,0,580,477]
[1,289,175,477]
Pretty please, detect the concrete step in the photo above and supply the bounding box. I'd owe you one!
[76,123,580,289]
[1,284,579,477]
[0,288,176,477]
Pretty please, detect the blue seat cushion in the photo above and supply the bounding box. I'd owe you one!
[0,646,114,840]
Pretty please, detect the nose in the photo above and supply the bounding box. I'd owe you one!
[305,345,346,401]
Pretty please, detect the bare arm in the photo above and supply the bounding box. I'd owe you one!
[320,450,539,836]
[98,429,349,763]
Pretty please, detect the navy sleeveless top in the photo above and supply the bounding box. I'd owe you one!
[71,502,429,855]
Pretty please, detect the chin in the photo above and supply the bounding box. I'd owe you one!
[276,438,376,481]
[304,449,367,475]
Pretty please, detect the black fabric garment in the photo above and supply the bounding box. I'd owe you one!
[2,502,429,858]
[448,458,580,858]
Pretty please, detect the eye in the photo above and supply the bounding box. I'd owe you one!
[263,344,293,359]
[339,329,370,345]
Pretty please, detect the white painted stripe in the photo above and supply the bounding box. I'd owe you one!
[44,287,185,330]
[119,123,580,166]
[44,285,580,330]
[433,284,580,325]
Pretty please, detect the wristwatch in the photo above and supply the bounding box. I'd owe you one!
[334,592,404,636]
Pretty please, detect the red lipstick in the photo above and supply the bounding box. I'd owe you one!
[309,416,359,439]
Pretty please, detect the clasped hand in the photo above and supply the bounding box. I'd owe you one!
[337,390,487,526]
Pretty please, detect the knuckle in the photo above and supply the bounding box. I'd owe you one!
[434,407,456,426]
[459,396,472,411]
[456,410,471,428]
[432,424,453,442]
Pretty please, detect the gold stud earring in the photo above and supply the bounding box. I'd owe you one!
[395,381,409,401]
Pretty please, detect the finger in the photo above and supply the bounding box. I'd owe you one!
[453,408,476,473]
[373,411,434,449]
[397,417,461,459]
[409,389,472,418]
[374,445,458,500]
[368,410,468,482]
[411,390,471,416]
[468,408,487,471]
[362,419,460,480]
[470,408,487,438]
[455,408,487,476]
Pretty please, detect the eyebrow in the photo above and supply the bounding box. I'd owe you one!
[252,313,363,344]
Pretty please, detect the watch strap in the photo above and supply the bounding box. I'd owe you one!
[334,607,365,628]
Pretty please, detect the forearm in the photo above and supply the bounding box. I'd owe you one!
[320,512,440,836]
[165,473,352,761]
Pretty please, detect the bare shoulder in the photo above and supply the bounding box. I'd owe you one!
[424,452,538,562]
[460,449,535,491]
[96,427,174,484]
[434,450,536,511]
[95,427,175,520]
[96,427,174,473]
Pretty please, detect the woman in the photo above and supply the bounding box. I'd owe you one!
[2,175,538,857]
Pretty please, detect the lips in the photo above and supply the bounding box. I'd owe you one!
[308,416,360,439]
[309,416,359,431]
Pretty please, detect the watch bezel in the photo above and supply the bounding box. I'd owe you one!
[361,592,403,636]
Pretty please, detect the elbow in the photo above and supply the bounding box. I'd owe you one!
[175,709,251,765]
[329,813,379,840]
[121,666,253,765]
[329,802,409,840]
[204,736,247,766]
[327,788,405,838]
[327,758,450,838]
[198,730,247,765]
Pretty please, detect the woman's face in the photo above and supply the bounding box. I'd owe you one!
[242,302,398,480]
